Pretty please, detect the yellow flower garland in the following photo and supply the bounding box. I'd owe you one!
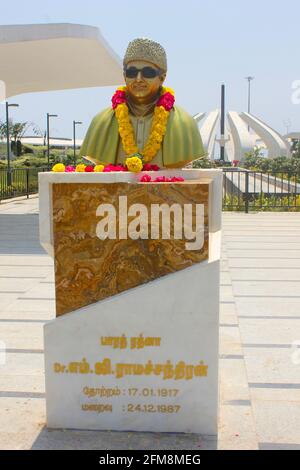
[94,164,105,172]
[115,86,174,163]
[125,156,143,173]
[52,163,65,172]
[75,164,86,172]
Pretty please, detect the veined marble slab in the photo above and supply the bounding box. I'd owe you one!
[39,169,223,258]
[52,181,210,316]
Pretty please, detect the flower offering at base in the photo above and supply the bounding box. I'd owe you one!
[140,175,185,183]
[51,162,162,173]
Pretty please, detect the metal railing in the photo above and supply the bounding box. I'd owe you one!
[1,166,300,213]
[0,167,49,201]
[223,168,300,212]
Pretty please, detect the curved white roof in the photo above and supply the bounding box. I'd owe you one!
[0,23,124,98]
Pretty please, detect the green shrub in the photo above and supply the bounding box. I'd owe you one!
[223,193,300,212]
[192,156,216,169]
[241,150,300,180]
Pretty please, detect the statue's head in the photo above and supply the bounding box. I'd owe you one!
[123,38,167,104]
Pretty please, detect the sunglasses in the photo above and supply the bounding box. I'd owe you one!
[125,66,162,79]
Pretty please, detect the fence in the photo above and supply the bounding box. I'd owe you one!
[0,167,49,201]
[223,168,300,212]
[1,167,300,212]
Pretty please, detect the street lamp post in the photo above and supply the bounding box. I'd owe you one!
[6,102,19,186]
[245,76,254,132]
[73,121,82,166]
[47,113,58,168]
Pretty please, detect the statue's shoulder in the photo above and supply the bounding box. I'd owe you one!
[169,105,199,132]
[173,105,196,123]
[90,107,115,127]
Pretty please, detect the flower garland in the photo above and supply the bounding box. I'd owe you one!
[51,163,185,182]
[52,163,161,173]
[112,86,175,165]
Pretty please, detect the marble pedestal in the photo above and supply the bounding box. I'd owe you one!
[39,169,222,435]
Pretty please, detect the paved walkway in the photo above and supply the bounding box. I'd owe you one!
[0,196,299,449]
[220,211,300,450]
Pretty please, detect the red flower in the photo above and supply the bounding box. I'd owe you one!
[114,165,127,172]
[103,164,113,172]
[171,176,184,182]
[140,174,152,182]
[85,165,94,172]
[156,92,175,111]
[154,176,185,182]
[111,90,126,109]
[143,164,160,171]
[142,164,152,171]
[103,164,127,172]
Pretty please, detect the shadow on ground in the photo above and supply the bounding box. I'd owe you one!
[31,427,217,450]
[0,214,46,255]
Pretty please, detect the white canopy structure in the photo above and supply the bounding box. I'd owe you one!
[0,23,123,98]
[196,110,291,161]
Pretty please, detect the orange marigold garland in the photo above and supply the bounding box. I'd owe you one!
[112,86,175,165]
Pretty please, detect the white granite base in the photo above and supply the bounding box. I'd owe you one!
[44,259,220,435]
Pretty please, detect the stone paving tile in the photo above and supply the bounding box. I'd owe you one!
[220,272,231,285]
[251,400,300,445]
[219,285,235,303]
[219,302,237,315]
[0,255,53,266]
[250,387,300,402]
[0,266,52,278]
[243,348,300,383]
[233,281,300,297]
[218,405,258,450]
[0,323,44,349]
[227,250,300,259]
[230,268,300,281]
[4,299,55,314]
[0,278,41,293]
[0,397,46,435]
[229,258,300,268]
[224,236,300,243]
[0,294,20,310]
[235,298,300,317]
[0,375,45,393]
[219,313,238,325]
[219,326,243,356]
[219,359,250,402]
[226,242,300,250]
[0,310,52,321]
[238,318,300,344]
[0,352,44,376]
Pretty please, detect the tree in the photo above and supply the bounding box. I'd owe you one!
[289,139,300,159]
[0,119,40,156]
[243,147,265,169]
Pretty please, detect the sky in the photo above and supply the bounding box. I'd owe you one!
[0,0,299,139]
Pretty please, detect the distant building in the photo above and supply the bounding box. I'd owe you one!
[20,136,83,149]
[196,111,291,162]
